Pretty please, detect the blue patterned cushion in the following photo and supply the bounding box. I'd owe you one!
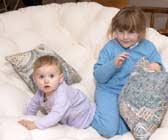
[119,58,168,140]
[5,44,81,93]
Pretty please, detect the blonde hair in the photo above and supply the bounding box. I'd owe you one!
[33,55,63,73]
[108,6,146,39]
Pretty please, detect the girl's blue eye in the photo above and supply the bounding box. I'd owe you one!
[50,74,54,78]
[40,75,44,79]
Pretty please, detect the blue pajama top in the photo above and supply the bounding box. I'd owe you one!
[94,39,164,95]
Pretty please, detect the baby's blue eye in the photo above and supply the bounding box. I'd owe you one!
[50,74,54,78]
[40,75,44,79]
[129,31,136,33]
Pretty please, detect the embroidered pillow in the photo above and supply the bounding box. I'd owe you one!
[5,44,81,93]
[119,58,168,140]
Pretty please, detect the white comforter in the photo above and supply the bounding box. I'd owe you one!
[0,2,168,140]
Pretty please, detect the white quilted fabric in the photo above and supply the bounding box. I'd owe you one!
[0,2,168,140]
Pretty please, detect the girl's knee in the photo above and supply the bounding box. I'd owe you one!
[99,128,118,138]
[91,120,118,137]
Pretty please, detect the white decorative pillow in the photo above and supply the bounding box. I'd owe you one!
[5,44,81,93]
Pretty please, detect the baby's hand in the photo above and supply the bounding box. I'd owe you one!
[18,119,37,130]
[146,62,162,72]
[114,52,129,67]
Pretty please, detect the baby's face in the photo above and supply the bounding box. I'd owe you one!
[33,64,63,96]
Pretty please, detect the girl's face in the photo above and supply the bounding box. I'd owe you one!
[115,30,140,48]
[33,64,63,96]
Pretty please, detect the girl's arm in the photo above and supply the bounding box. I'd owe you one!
[148,45,165,71]
[147,62,162,71]
[94,46,118,83]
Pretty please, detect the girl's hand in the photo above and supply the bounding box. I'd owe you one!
[114,52,129,67]
[146,62,162,72]
[18,119,37,130]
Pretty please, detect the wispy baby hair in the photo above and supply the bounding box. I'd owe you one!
[33,55,63,73]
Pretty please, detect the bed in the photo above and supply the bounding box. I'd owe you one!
[0,2,168,140]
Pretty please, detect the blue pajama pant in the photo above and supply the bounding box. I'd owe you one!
[91,90,129,137]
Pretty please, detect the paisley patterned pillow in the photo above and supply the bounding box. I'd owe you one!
[5,44,81,93]
[119,58,168,140]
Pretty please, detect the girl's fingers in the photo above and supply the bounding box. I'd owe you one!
[120,52,129,58]
[119,53,129,62]
[115,52,129,67]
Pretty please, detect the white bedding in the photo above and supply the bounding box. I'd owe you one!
[0,2,168,140]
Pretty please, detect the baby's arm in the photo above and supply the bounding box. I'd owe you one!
[18,119,37,130]
[18,92,40,130]
[26,92,41,115]
[147,62,162,72]
[34,99,70,129]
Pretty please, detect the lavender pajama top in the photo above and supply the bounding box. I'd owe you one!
[26,81,96,129]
